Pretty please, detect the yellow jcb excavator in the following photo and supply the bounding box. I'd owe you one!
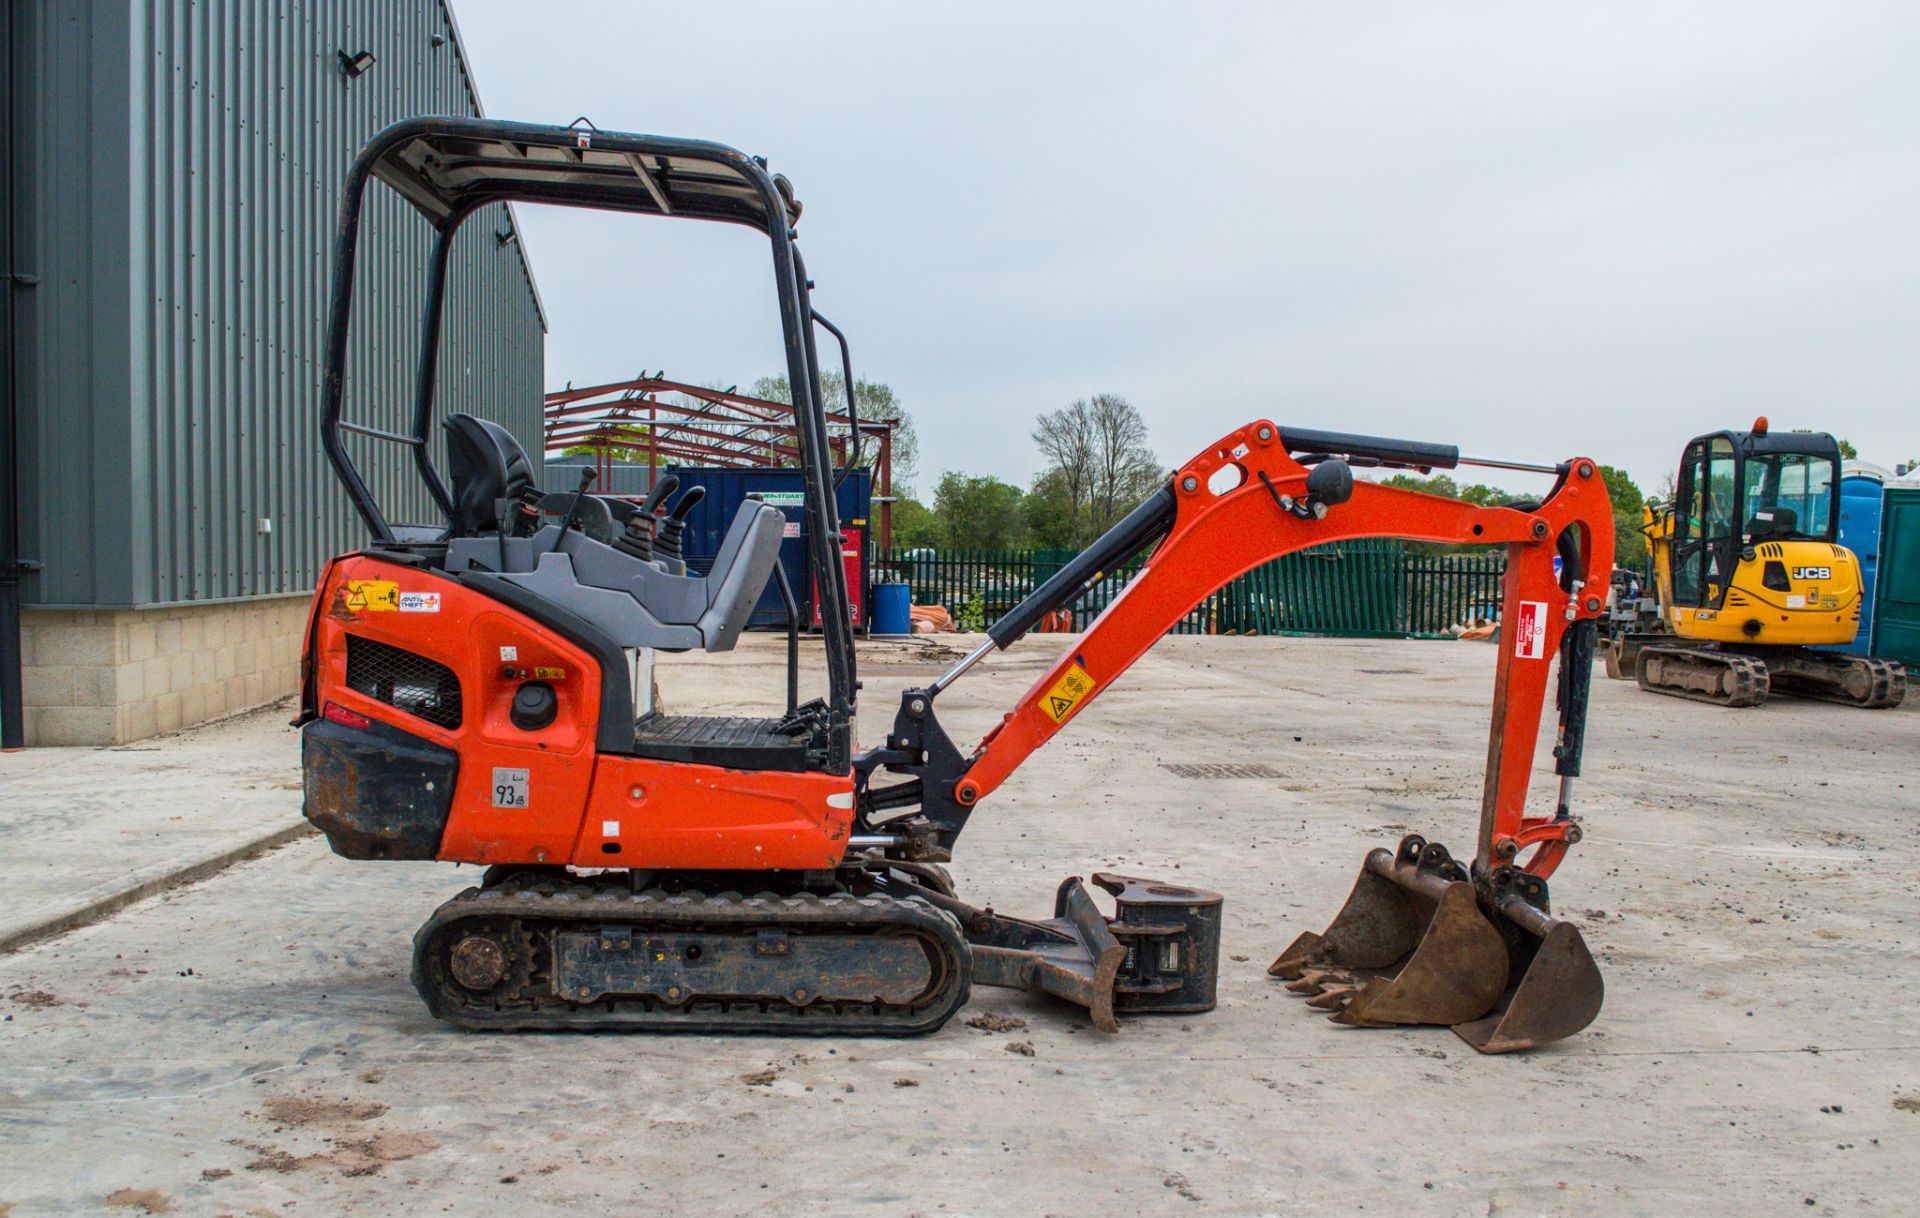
[1605,418,1906,707]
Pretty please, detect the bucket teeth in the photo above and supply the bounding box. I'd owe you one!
[1286,967,1348,994]
[1273,836,1507,1031]
[1274,843,1606,1053]
[1304,985,1356,1010]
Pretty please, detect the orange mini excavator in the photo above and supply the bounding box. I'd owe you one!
[300,116,1614,1052]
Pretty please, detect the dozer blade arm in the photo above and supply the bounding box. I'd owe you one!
[954,418,1614,883]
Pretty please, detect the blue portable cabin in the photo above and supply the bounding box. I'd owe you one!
[1826,462,1888,656]
[1873,477,1920,668]
[666,466,874,630]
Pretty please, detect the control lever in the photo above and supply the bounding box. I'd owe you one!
[653,486,706,564]
[549,467,597,551]
[637,473,680,520]
[612,473,680,562]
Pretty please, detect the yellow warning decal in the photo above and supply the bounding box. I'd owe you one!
[534,666,567,680]
[345,579,399,612]
[1042,663,1096,722]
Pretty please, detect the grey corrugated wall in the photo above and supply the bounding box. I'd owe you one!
[14,0,544,608]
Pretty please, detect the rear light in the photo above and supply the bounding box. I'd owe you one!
[323,701,373,730]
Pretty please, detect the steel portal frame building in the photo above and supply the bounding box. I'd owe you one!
[2,0,544,746]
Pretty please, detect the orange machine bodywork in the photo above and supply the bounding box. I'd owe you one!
[306,555,854,871]
[959,421,1614,880]
[306,419,1611,882]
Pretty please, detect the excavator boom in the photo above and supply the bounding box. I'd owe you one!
[859,420,1614,1051]
[872,419,1614,883]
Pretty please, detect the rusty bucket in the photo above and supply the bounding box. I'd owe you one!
[1270,835,1508,1028]
[1451,866,1604,1054]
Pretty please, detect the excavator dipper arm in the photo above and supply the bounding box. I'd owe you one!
[869,419,1614,879]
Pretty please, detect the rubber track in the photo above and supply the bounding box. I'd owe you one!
[1636,645,1770,707]
[1775,655,1908,709]
[412,875,971,1035]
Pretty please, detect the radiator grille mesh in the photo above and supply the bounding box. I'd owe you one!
[345,635,462,729]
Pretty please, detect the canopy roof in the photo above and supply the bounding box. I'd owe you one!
[363,116,802,232]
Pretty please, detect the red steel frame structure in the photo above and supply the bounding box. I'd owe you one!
[543,375,898,548]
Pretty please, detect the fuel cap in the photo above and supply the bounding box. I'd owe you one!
[510,681,558,730]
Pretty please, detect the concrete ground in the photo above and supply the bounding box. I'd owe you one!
[1,632,1916,1217]
[0,707,311,953]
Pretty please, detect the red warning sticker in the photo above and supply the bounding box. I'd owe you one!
[1513,600,1548,660]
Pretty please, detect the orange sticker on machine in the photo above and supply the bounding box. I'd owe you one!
[1042,663,1096,722]
[344,579,399,612]
[534,666,567,680]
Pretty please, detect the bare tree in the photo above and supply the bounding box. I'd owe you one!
[1031,394,1162,547]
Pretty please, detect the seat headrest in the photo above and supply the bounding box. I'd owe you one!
[1750,506,1798,537]
[444,413,535,536]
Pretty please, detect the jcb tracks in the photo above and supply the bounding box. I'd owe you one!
[1637,644,1907,709]
[412,874,970,1035]
[1771,653,1907,709]
[1637,645,1770,707]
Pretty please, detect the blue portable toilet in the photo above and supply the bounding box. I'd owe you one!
[1827,463,1887,655]
[1874,477,1920,668]
[665,466,873,631]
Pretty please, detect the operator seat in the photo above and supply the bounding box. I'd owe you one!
[444,413,536,536]
[1749,506,1797,539]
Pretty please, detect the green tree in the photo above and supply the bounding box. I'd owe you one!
[933,472,1027,549]
[1022,468,1080,549]
[751,374,919,493]
[890,494,944,550]
[1837,437,1858,460]
[1596,463,1650,570]
[1381,472,1458,500]
[1030,393,1164,547]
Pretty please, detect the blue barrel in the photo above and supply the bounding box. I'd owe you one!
[872,581,912,636]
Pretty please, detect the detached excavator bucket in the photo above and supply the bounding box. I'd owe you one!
[1451,867,1604,1054]
[1270,835,1508,1028]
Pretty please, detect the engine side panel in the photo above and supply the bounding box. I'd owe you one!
[307,553,856,871]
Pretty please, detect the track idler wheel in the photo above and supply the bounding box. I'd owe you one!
[1270,835,1509,1029]
[1453,867,1604,1055]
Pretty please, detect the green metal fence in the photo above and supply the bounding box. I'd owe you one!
[879,541,1506,638]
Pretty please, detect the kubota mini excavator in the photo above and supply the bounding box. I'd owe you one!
[1605,419,1906,708]
[299,116,1615,1052]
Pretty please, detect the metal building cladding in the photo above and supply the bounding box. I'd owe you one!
[1,1,545,746]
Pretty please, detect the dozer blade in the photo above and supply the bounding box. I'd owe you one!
[1452,867,1604,1055]
[1271,835,1508,1029]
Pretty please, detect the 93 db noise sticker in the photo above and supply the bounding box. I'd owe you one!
[491,767,530,809]
[1042,663,1096,722]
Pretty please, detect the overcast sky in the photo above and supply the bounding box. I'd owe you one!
[452,1,1919,496]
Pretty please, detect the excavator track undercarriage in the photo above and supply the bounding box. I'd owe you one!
[1615,635,1906,708]
[412,871,972,1036]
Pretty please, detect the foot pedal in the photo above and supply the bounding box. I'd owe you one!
[946,873,1222,1031]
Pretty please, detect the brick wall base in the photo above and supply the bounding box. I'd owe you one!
[19,595,311,746]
